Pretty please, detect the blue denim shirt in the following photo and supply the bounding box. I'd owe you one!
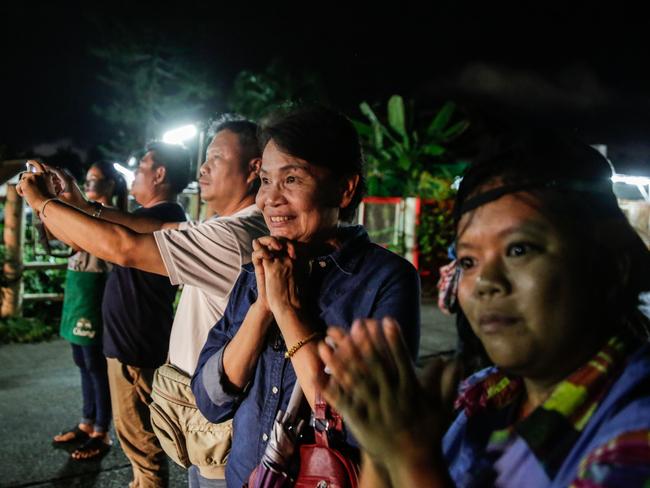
[191,226,421,488]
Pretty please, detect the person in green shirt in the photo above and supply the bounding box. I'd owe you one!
[53,161,127,460]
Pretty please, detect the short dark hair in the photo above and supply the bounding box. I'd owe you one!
[258,105,366,222]
[208,114,261,194]
[208,113,261,164]
[455,130,650,336]
[145,141,191,194]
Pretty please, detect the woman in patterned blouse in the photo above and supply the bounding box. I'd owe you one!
[319,131,650,488]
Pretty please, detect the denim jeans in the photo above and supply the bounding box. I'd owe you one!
[188,466,227,488]
[71,343,111,432]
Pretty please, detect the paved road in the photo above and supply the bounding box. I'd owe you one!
[0,302,456,487]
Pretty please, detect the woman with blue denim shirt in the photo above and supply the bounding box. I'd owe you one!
[191,106,421,488]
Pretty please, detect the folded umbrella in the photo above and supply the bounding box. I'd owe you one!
[247,382,306,488]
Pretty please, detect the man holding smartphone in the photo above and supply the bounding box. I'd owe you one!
[21,144,190,487]
[18,116,267,488]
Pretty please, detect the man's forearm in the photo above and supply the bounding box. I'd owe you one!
[40,199,168,275]
[76,201,178,233]
[38,208,83,250]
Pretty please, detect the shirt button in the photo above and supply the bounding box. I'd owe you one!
[272,386,279,394]
[319,260,327,268]
[262,433,268,441]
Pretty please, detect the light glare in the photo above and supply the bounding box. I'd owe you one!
[113,163,135,187]
[611,174,650,186]
[611,173,650,201]
[162,124,197,144]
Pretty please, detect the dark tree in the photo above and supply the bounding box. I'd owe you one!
[91,25,219,161]
[227,59,328,120]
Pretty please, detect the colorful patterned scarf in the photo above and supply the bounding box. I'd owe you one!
[455,336,629,478]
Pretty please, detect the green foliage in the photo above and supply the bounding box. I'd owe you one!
[21,222,66,327]
[22,220,67,298]
[227,60,327,120]
[354,96,469,292]
[417,200,456,271]
[0,205,65,341]
[0,316,57,343]
[91,34,218,161]
[354,95,469,199]
[362,203,408,256]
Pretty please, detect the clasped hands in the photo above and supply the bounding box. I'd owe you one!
[252,236,305,319]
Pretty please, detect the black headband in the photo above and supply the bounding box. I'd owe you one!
[456,178,614,220]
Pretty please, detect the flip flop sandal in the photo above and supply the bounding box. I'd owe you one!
[71,436,111,461]
[53,426,90,444]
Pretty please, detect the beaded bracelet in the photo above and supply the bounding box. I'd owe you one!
[285,332,321,359]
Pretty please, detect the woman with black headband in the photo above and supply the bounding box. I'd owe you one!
[318,132,650,487]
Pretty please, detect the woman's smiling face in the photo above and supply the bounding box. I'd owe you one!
[256,140,341,243]
[456,192,600,381]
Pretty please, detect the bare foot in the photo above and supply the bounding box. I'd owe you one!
[53,423,93,443]
[71,433,112,460]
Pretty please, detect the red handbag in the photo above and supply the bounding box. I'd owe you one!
[293,395,359,488]
[246,387,359,488]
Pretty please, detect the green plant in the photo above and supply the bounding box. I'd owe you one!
[353,95,469,199]
[20,220,66,327]
[353,96,469,294]
[0,218,4,269]
[0,206,66,337]
[0,316,57,343]
[417,200,456,293]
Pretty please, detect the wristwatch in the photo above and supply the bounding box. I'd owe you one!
[88,200,104,218]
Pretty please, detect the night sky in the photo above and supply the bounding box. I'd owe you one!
[2,2,650,174]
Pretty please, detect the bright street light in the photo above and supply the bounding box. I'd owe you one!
[611,174,650,186]
[162,124,197,145]
[611,173,650,201]
[113,163,135,187]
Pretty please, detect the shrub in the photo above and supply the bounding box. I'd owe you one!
[0,316,57,343]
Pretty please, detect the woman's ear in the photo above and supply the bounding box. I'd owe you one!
[338,174,360,209]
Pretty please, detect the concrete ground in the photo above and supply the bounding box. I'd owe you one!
[0,301,456,488]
